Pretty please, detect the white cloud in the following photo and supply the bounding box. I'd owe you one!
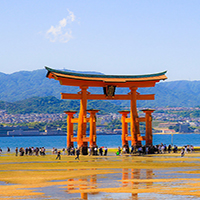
[67,9,75,22]
[60,18,67,27]
[46,9,75,43]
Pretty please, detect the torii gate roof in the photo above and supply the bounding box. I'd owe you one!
[45,67,167,88]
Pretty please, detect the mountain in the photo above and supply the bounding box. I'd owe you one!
[0,68,104,102]
[137,80,200,107]
[0,68,200,108]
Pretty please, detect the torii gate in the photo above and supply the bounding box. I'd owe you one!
[45,67,167,153]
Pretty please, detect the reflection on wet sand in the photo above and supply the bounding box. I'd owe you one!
[79,175,98,199]
[65,168,153,199]
[65,168,98,199]
[122,168,153,199]
[63,167,200,199]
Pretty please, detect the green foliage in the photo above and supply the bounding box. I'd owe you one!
[2,96,80,114]
[87,100,123,114]
[188,126,195,132]
[0,96,123,115]
[178,111,190,118]
[9,120,67,132]
[168,126,174,130]
[190,110,200,118]
[169,124,179,132]
[106,119,122,130]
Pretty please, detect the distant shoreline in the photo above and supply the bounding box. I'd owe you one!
[0,133,122,137]
[0,132,198,137]
[153,132,198,135]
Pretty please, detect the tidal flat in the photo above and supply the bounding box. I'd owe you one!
[0,151,200,200]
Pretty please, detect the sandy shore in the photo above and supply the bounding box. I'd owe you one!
[0,152,200,199]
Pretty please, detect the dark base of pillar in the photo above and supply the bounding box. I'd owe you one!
[81,147,88,155]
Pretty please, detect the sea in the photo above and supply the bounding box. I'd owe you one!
[0,133,200,152]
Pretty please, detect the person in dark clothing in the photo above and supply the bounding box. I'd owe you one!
[104,147,108,156]
[168,145,172,153]
[173,145,178,153]
[7,147,10,153]
[126,146,130,154]
[35,147,39,156]
[131,146,134,154]
[25,147,29,155]
[56,151,61,160]
[181,147,185,157]
[28,147,32,155]
[67,147,71,155]
[75,148,80,160]
[99,147,103,156]
[19,147,24,156]
[142,146,146,154]
[15,147,18,156]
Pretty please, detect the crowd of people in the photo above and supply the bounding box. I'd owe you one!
[50,146,108,160]
[116,143,195,156]
[64,146,108,157]
[11,147,46,156]
[0,144,195,158]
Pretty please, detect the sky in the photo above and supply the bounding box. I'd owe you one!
[1,0,200,81]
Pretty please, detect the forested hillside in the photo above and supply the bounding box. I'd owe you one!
[0,68,200,108]
[0,96,123,114]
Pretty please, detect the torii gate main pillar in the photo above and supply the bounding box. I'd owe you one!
[77,86,88,148]
[130,87,141,147]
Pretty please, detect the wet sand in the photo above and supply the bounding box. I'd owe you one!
[0,151,200,199]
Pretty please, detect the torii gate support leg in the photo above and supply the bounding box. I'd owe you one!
[142,109,155,146]
[119,111,130,147]
[87,109,99,147]
[65,111,77,148]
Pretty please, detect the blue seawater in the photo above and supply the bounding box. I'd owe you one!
[0,134,199,152]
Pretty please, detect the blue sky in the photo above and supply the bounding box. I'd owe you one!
[1,0,200,81]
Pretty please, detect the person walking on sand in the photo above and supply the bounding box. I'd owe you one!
[56,150,61,160]
[75,148,80,160]
[62,148,65,155]
[104,147,108,156]
[99,147,103,156]
[88,147,91,156]
[7,147,10,153]
[168,144,172,153]
[181,147,185,157]
[15,147,18,156]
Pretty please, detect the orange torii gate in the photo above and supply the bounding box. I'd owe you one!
[45,67,167,153]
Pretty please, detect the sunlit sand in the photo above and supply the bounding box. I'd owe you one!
[0,151,200,199]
